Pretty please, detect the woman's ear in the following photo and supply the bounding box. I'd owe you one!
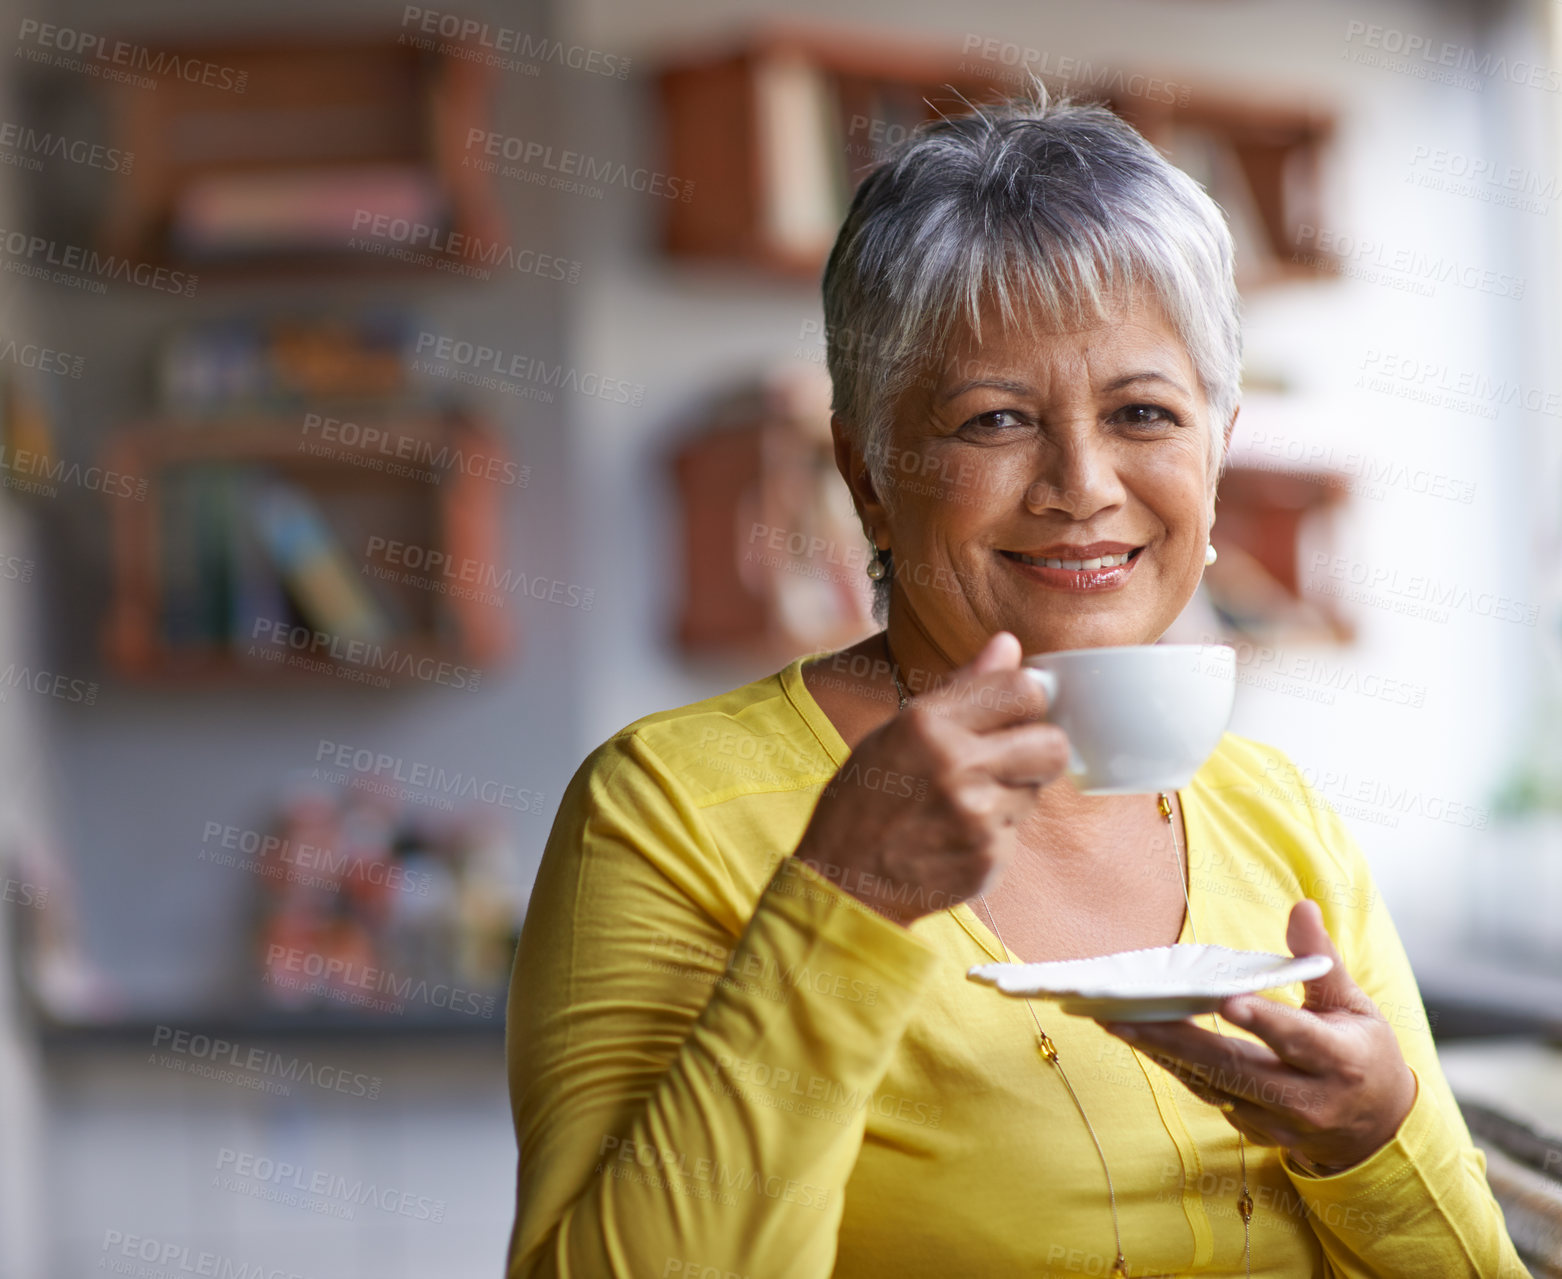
[1209,403,1240,526]
[831,414,888,547]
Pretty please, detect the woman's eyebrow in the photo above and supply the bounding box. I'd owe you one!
[939,376,1034,402]
[1101,370,1190,395]
[940,369,1191,403]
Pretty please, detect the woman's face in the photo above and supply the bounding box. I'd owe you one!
[850,292,1235,661]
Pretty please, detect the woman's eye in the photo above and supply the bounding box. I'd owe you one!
[961,409,1028,433]
[1113,403,1179,428]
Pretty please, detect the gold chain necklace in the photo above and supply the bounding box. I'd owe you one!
[885,647,1253,1279]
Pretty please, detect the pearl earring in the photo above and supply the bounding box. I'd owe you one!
[1205,542,1218,566]
[862,527,887,584]
[867,550,886,581]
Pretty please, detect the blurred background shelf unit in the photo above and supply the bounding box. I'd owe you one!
[95,37,505,275]
[656,28,994,276]
[655,26,1339,289]
[672,367,875,661]
[102,412,511,683]
[1114,92,1340,290]
[1203,463,1355,644]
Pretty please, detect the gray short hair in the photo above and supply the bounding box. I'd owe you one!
[821,85,1242,623]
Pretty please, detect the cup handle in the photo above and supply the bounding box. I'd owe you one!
[1023,668,1086,780]
[1023,667,1058,710]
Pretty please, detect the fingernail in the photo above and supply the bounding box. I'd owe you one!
[1224,1000,1251,1025]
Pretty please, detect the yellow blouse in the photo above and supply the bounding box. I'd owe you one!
[504,656,1528,1278]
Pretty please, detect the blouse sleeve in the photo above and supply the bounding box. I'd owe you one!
[503,731,940,1279]
[1273,763,1532,1278]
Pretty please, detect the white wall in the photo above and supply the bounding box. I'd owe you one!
[0,500,51,1279]
[0,0,67,1265]
[43,1038,514,1279]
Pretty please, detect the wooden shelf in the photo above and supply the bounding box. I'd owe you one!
[657,26,997,279]
[35,1009,507,1048]
[96,36,506,278]
[1114,88,1340,289]
[671,368,876,660]
[101,412,514,684]
[1206,463,1354,645]
[655,24,1339,288]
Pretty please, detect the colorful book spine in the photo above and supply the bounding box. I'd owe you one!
[250,481,392,646]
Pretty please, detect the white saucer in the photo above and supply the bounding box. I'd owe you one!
[967,943,1333,1022]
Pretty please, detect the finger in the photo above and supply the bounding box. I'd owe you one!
[1287,900,1375,1018]
[919,669,1050,734]
[1214,1096,1302,1150]
[1104,1021,1290,1103]
[1131,1041,1321,1129]
[937,779,1045,840]
[1106,1018,1281,1071]
[1220,996,1333,1074]
[917,635,1052,732]
[964,721,1070,789]
[1133,1043,1225,1100]
[968,630,1021,675]
[894,631,1014,710]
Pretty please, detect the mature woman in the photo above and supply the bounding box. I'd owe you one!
[504,91,1526,1277]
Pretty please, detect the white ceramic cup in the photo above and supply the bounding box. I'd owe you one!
[1021,643,1236,795]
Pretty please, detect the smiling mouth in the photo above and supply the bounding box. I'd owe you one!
[1001,547,1145,570]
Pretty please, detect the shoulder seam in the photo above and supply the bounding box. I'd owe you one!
[600,668,795,750]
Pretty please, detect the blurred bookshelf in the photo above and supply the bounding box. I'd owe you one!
[1204,463,1355,645]
[1115,90,1340,290]
[672,366,877,661]
[656,23,1339,289]
[102,414,510,683]
[657,26,993,275]
[96,37,505,277]
[100,312,513,683]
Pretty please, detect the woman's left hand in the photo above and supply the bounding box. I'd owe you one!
[1100,900,1418,1174]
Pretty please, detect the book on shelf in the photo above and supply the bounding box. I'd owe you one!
[755,54,848,260]
[250,480,393,646]
[196,466,238,644]
[169,164,445,261]
[229,471,292,652]
[158,311,420,416]
[156,464,431,657]
[745,55,962,264]
[158,467,207,647]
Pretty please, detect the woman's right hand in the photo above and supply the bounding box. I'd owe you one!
[792,631,1070,926]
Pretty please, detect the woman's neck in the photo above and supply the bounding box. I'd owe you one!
[880,619,958,701]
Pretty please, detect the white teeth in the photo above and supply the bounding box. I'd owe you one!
[1014,550,1134,570]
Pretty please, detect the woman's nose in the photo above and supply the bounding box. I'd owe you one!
[1022,434,1125,518]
